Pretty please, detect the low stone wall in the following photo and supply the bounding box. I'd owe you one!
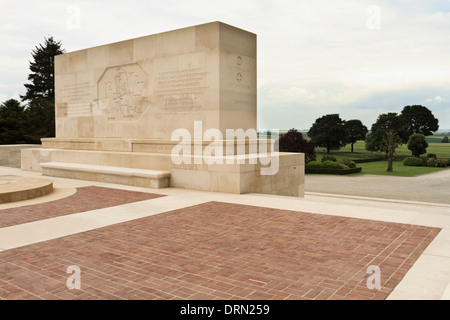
[0,145,40,168]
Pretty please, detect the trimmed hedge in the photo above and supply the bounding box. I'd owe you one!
[353,157,382,163]
[306,160,324,169]
[305,167,362,175]
[306,158,361,174]
[323,160,342,169]
[321,155,337,162]
[403,156,449,167]
[403,157,424,166]
[339,159,357,168]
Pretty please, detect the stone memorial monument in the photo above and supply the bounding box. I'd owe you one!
[21,21,304,196]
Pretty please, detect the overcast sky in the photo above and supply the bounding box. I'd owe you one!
[1,0,449,130]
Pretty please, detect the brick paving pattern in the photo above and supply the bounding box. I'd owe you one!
[0,186,164,228]
[0,201,441,300]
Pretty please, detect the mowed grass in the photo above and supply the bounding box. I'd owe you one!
[323,141,450,158]
[348,161,450,177]
[312,140,450,177]
[427,136,445,143]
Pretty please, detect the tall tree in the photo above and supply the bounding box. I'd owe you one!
[383,129,402,172]
[366,113,404,172]
[279,128,316,163]
[400,105,439,138]
[24,98,56,142]
[21,37,65,142]
[0,99,27,144]
[343,119,368,153]
[308,114,346,154]
[21,37,65,102]
[365,113,405,152]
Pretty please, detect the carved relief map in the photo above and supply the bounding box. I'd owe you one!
[98,64,148,121]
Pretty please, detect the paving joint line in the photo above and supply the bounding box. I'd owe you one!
[305,192,450,208]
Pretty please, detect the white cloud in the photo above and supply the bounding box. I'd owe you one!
[419,11,450,23]
[1,0,450,129]
[426,96,446,102]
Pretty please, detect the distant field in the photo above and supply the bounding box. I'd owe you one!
[426,136,448,143]
[316,141,450,159]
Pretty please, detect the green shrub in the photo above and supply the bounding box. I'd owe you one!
[426,158,448,167]
[407,134,428,157]
[323,160,342,169]
[447,159,450,166]
[427,153,437,159]
[338,159,356,169]
[403,157,424,166]
[321,155,337,162]
[306,160,324,169]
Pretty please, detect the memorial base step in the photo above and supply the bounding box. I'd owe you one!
[40,162,170,189]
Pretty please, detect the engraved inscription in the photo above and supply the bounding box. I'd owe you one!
[60,82,94,117]
[57,103,68,117]
[154,68,209,111]
[96,141,130,151]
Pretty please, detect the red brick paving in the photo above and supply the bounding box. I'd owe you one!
[0,201,441,300]
[0,186,165,228]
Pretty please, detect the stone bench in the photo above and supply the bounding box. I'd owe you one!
[40,162,170,189]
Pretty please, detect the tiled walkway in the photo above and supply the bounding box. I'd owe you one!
[0,186,164,228]
[0,201,440,300]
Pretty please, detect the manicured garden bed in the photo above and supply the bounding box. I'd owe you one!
[306,167,362,175]
[305,158,362,175]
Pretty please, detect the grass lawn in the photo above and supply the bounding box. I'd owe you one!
[316,141,450,159]
[347,161,450,177]
[311,140,450,177]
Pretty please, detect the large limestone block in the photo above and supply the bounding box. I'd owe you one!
[54,21,256,141]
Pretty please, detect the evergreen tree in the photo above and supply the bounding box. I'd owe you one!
[21,37,65,102]
[21,37,65,142]
[0,99,27,144]
[24,98,56,143]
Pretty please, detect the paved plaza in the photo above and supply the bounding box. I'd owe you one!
[1,166,449,300]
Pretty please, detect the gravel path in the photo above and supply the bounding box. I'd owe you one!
[305,169,450,204]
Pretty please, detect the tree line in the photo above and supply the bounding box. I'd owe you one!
[280,105,440,172]
[0,37,65,144]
